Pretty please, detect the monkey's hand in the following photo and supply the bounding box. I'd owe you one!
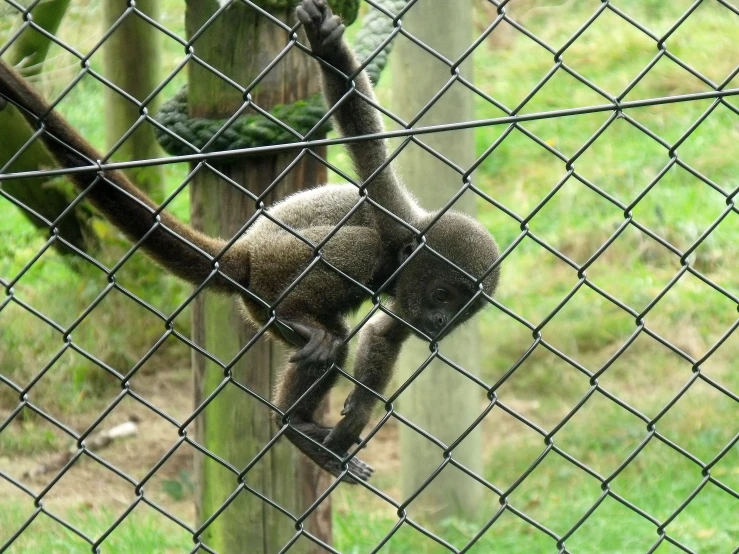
[296,0,346,61]
[285,320,344,367]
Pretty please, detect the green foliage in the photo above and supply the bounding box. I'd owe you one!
[0,418,61,457]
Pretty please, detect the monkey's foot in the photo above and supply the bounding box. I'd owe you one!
[296,0,345,56]
[287,321,343,366]
[315,423,363,446]
[323,455,374,484]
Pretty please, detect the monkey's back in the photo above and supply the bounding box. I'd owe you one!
[262,183,377,231]
[239,183,385,326]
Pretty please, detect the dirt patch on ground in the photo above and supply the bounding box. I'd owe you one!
[1,367,197,524]
[2,360,561,532]
[0,367,409,528]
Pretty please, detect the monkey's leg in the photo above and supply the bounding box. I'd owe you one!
[324,311,409,456]
[272,330,374,483]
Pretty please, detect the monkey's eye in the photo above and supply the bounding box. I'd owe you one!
[432,288,449,303]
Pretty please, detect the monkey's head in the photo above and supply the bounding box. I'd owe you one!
[394,211,499,339]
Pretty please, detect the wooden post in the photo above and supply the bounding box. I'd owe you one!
[102,0,163,200]
[187,2,331,552]
[393,0,483,519]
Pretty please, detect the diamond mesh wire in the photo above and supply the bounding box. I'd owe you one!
[0,0,738,553]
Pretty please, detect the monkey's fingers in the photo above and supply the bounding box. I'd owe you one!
[288,323,342,366]
[340,389,357,416]
[321,21,345,49]
[297,0,323,23]
[297,0,338,53]
[296,6,317,29]
[297,0,331,32]
[311,335,342,366]
[288,322,325,363]
[289,341,323,364]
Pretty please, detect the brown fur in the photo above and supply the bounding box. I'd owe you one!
[0,0,500,483]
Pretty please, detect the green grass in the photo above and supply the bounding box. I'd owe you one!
[330,385,739,553]
[1,504,192,554]
[0,0,193,414]
[1,0,738,553]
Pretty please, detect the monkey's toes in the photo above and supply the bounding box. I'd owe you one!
[345,456,374,483]
[323,455,374,484]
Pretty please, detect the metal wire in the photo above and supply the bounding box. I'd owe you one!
[0,0,738,553]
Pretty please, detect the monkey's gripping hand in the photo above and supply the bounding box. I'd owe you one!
[285,320,344,367]
[296,0,346,62]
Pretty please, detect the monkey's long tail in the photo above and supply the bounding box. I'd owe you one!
[0,60,247,292]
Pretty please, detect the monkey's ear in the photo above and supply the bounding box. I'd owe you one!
[399,237,420,264]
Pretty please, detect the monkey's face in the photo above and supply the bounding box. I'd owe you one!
[394,210,500,339]
[419,277,480,339]
[394,258,483,340]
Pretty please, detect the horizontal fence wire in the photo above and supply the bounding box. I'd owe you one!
[0,0,738,553]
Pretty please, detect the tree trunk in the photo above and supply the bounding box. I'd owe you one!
[393,0,483,520]
[0,0,96,253]
[102,0,163,200]
[187,2,331,552]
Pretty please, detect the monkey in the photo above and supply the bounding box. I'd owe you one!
[0,0,499,483]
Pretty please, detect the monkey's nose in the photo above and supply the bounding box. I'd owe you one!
[423,313,447,337]
[433,313,445,329]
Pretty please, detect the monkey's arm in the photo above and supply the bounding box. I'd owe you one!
[297,0,415,223]
[0,60,247,292]
[324,309,410,455]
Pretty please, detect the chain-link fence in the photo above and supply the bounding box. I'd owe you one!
[1,0,738,552]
